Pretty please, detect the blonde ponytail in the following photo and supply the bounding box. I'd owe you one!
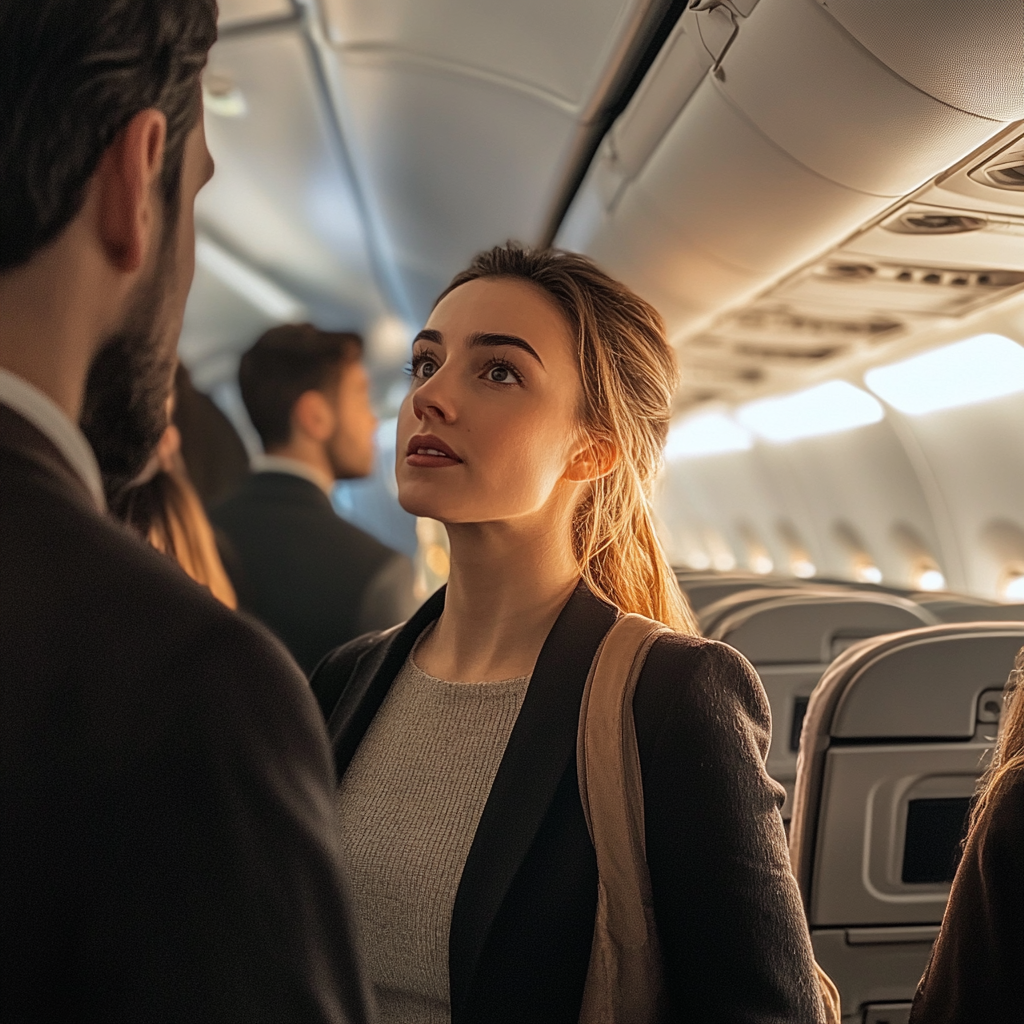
[439,243,698,635]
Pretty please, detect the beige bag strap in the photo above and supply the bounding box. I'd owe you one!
[577,613,672,1024]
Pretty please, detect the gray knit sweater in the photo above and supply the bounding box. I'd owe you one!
[334,651,530,1024]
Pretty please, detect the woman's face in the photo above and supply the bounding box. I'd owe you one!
[395,276,587,526]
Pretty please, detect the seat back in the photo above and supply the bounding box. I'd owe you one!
[790,623,1024,1021]
[675,571,812,612]
[708,593,936,807]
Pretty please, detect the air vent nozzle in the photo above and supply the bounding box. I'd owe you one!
[886,212,986,235]
[970,154,1024,192]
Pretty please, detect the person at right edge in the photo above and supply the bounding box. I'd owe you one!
[312,243,827,1023]
[0,2,372,1021]
[910,648,1024,1024]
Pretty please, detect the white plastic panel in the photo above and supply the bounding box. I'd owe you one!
[218,0,292,29]
[627,79,889,275]
[322,0,649,112]
[334,57,582,315]
[720,0,1003,197]
[197,28,384,320]
[811,743,988,926]
[820,0,1024,121]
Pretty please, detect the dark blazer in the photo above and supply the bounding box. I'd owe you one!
[0,404,371,1023]
[910,765,1024,1024]
[212,471,415,675]
[312,582,826,1024]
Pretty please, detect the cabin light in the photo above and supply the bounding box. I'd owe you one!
[792,557,817,578]
[750,553,774,575]
[1002,573,1024,601]
[664,412,752,461]
[203,75,247,118]
[736,381,884,443]
[916,568,947,591]
[864,333,1024,415]
[854,563,883,584]
[195,237,306,321]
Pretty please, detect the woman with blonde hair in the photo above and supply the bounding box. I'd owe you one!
[910,651,1024,1023]
[313,243,825,1023]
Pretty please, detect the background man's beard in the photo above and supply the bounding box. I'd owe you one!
[80,249,178,506]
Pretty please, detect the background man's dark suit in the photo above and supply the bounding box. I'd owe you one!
[213,470,417,675]
[0,405,372,1022]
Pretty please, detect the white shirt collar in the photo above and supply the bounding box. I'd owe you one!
[0,368,106,511]
[253,454,334,496]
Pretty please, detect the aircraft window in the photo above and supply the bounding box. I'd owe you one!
[776,519,816,579]
[864,333,1024,415]
[901,797,971,885]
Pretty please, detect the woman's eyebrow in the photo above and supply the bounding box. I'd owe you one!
[467,331,544,368]
[412,328,443,346]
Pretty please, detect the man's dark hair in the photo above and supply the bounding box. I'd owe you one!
[240,324,364,450]
[0,0,217,273]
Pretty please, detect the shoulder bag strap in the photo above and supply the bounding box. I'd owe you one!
[577,612,672,1024]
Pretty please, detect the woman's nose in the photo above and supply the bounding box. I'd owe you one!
[411,370,455,423]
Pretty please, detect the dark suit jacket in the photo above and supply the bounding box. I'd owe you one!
[0,404,372,1023]
[212,471,414,675]
[312,583,826,1024]
[910,765,1024,1024]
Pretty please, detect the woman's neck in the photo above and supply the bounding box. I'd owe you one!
[415,517,580,683]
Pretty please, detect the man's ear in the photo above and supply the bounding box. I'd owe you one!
[94,109,167,273]
[292,389,336,443]
[564,435,618,484]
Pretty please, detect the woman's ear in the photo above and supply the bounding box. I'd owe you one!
[564,436,618,483]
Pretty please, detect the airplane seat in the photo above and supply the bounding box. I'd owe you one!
[698,584,849,635]
[789,623,1024,1023]
[706,593,937,815]
[674,571,811,613]
[915,593,1024,623]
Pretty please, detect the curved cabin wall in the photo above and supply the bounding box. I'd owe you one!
[654,291,1024,599]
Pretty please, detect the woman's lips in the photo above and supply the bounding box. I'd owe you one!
[405,434,463,468]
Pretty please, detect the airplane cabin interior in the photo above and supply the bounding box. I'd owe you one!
[175,2,1024,1021]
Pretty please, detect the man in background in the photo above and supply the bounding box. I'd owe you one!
[0,2,371,1019]
[213,324,417,674]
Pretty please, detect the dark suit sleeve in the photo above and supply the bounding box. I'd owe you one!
[92,611,375,1024]
[910,767,1024,1024]
[634,635,825,1024]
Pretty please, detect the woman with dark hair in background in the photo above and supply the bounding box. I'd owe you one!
[313,243,827,1023]
[910,651,1024,1023]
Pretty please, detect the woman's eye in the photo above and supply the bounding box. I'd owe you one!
[411,356,437,378]
[482,360,521,385]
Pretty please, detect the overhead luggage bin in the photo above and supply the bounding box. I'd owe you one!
[789,622,1024,1021]
[557,0,1024,404]
[706,591,936,809]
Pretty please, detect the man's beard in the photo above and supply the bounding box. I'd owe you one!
[80,243,178,506]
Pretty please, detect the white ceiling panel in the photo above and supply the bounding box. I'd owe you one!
[218,0,294,30]
[198,27,385,325]
[334,59,583,314]
[316,0,666,320]
[321,0,648,112]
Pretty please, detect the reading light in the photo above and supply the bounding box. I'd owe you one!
[865,334,1024,415]
[916,568,947,592]
[664,412,752,460]
[196,237,306,322]
[1002,573,1024,601]
[791,557,817,579]
[737,381,884,443]
[854,563,883,584]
